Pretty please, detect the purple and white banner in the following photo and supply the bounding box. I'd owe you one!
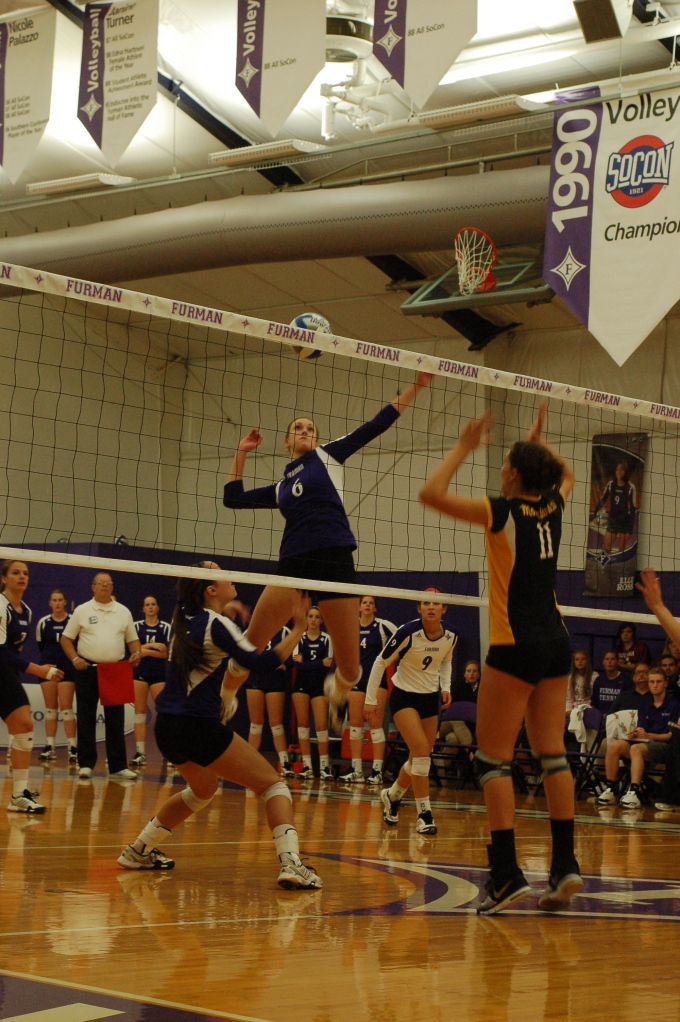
[373,0,477,109]
[235,0,325,136]
[78,0,158,166]
[545,85,680,365]
[0,7,56,183]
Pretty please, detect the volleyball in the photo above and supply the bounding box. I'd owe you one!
[289,312,333,360]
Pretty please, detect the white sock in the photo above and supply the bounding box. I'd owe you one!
[136,741,145,754]
[273,823,301,864]
[372,760,382,772]
[303,755,312,769]
[389,781,407,802]
[352,758,362,774]
[12,769,29,798]
[278,750,289,766]
[46,737,55,748]
[134,816,172,854]
[417,796,432,816]
[320,755,329,770]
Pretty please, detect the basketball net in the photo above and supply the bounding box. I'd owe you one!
[454,227,498,296]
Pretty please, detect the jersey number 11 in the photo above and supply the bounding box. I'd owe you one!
[536,521,554,560]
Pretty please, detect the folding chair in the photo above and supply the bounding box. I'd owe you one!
[434,701,478,789]
[571,708,606,799]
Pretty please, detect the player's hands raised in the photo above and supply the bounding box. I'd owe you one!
[237,429,263,454]
[636,568,664,612]
[458,411,492,453]
[526,401,547,444]
[415,371,434,389]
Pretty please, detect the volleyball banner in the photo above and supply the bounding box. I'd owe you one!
[584,432,648,598]
[235,0,325,136]
[0,6,55,183]
[545,84,680,366]
[78,0,158,166]
[372,0,477,109]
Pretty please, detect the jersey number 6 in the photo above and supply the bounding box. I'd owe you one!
[292,480,303,497]
[537,521,554,560]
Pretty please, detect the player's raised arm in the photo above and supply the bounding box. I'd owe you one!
[526,402,575,503]
[419,412,492,526]
[637,570,680,649]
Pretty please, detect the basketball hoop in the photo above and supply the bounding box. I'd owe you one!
[454,227,498,296]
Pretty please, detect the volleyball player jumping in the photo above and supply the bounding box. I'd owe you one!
[118,562,322,889]
[420,404,582,914]
[223,372,432,722]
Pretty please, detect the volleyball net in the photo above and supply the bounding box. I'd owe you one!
[0,261,678,631]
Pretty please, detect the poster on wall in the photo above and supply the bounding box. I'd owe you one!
[0,6,56,183]
[372,0,477,109]
[78,0,158,166]
[234,0,325,136]
[544,84,680,366]
[584,432,648,598]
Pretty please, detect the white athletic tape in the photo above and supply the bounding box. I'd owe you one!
[271,724,285,737]
[370,728,385,744]
[297,727,310,741]
[262,781,292,803]
[181,787,214,813]
[45,668,59,681]
[316,729,329,744]
[134,713,146,726]
[349,726,363,741]
[249,722,263,735]
[44,708,57,721]
[11,732,33,752]
[411,756,431,777]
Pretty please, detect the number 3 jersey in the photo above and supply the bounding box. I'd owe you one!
[365,619,457,704]
[485,491,568,647]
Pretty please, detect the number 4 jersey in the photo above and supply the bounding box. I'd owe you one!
[365,619,457,704]
[485,491,568,647]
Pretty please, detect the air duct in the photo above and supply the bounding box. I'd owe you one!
[0,165,550,284]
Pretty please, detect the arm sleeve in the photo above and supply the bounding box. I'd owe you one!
[322,404,400,465]
[0,609,29,673]
[211,617,280,673]
[438,636,457,693]
[325,633,334,661]
[223,479,278,510]
[365,626,412,705]
[36,617,45,651]
[487,496,511,534]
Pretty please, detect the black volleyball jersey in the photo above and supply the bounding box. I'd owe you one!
[294,632,333,677]
[484,490,568,647]
[36,614,72,672]
[134,619,171,682]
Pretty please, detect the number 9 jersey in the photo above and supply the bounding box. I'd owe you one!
[485,491,568,647]
[365,618,457,705]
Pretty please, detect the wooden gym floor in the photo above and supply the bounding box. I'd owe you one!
[1,750,680,1022]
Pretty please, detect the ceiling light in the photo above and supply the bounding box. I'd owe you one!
[26,173,136,197]
[418,95,548,131]
[208,139,328,168]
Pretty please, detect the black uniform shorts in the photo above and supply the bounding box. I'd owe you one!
[293,670,327,700]
[485,633,572,687]
[155,713,234,767]
[279,546,356,603]
[389,685,440,720]
[0,668,30,721]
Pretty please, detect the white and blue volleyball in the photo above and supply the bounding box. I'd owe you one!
[288,312,333,360]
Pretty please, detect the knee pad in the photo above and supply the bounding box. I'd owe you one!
[370,728,385,744]
[61,708,75,721]
[411,756,431,777]
[181,787,215,813]
[271,724,285,738]
[44,708,57,721]
[474,750,513,786]
[316,729,329,744]
[534,752,570,778]
[11,732,33,752]
[249,722,263,735]
[298,727,310,741]
[226,658,249,681]
[403,759,412,775]
[262,781,292,804]
[134,713,146,726]
[349,726,363,742]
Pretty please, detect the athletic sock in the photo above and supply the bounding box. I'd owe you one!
[46,738,55,748]
[489,829,519,874]
[320,755,330,770]
[352,758,362,774]
[12,769,29,798]
[302,755,312,770]
[372,760,382,772]
[278,751,289,766]
[273,823,301,864]
[550,818,576,873]
[388,781,407,802]
[136,741,145,754]
[417,796,432,816]
[134,816,172,854]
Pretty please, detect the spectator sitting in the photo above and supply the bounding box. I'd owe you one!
[566,649,593,712]
[660,653,679,696]
[597,667,679,807]
[438,659,480,747]
[610,662,650,712]
[591,650,632,715]
[614,622,650,675]
[663,637,680,661]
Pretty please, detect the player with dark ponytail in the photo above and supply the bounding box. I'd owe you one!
[420,403,581,915]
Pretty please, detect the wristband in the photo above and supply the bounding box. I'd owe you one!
[46,667,58,680]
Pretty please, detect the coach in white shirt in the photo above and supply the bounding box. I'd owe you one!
[61,572,141,779]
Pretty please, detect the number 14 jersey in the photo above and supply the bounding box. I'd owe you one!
[485,491,568,647]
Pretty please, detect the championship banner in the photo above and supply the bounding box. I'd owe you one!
[78,0,158,166]
[372,0,477,109]
[235,0,325,136]
[0,6,56,183]
[585,431,648,598]
[544,84,680,365]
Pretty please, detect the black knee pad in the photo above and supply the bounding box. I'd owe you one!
[533,752,570,778]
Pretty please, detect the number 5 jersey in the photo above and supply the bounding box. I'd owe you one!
[485,491,568,647]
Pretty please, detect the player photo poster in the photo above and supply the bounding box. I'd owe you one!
[585,432,648,597]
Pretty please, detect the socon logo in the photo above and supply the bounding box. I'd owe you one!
[606,135,674,207]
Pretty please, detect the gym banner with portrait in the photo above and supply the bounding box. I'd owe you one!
[585,432,648,598]
[544,84,680,366]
